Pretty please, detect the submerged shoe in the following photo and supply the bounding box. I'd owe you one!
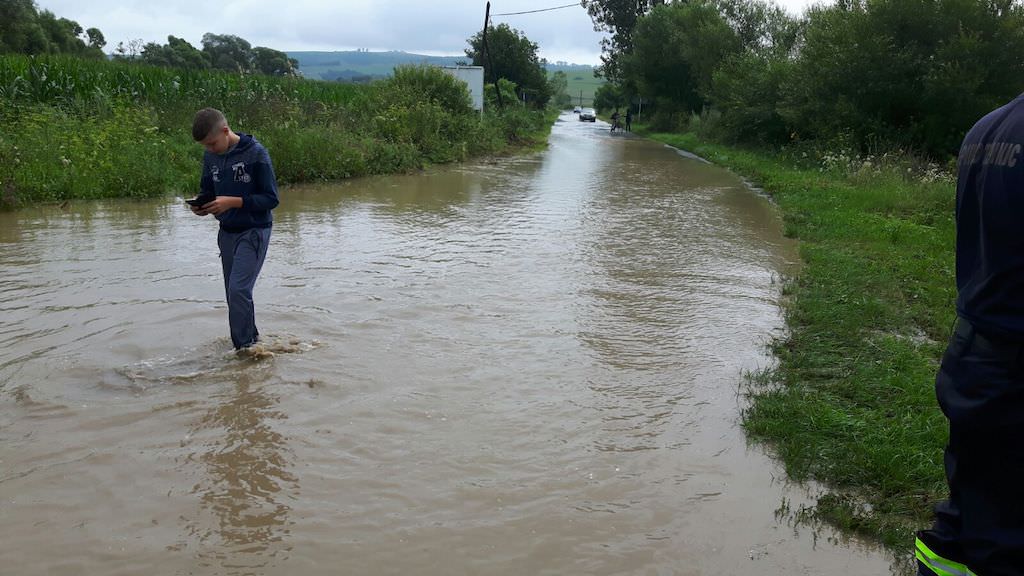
[237,343,274,359]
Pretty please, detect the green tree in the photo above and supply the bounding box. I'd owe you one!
[85,27,104,51]
[141,35,209,69]
[36,10,104,58]
[252,46,299,76]
[36,10,80,53]
[709,51,794,143]
[581,0,666,81]
[0,1,105,57]
[548,70,572,108]
[701,0,800,144]
[112,38,144,60]
[625,2,741,116]
[484,77,519,107]
[0,0,49,54]
[593,82,627,111]
[712,0,799,57]
[785,0,1024,155]
[465,23,551,107]
[201,33,252,72]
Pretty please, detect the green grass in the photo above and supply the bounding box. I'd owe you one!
[635,127,954,559]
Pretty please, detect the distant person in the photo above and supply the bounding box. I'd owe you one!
[188,108,279,353]
[610,109,620,132]
[625,107,633,132]
[915,93,1024,575]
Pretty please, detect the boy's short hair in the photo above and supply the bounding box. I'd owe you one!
[192,108,226,141]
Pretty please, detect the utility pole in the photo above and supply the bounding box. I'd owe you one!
[482,2,503,108]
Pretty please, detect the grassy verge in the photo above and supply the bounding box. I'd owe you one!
[0,55,556,208]
[635,127,955,553]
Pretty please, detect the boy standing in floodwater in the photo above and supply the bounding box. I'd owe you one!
[189,108,279,352]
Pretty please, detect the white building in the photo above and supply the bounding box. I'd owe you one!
[441,65,485,113]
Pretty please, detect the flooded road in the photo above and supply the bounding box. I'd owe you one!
[1,112,896,575]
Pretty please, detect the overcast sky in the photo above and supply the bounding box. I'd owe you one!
[35,0,822,66]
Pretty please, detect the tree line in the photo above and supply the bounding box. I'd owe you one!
[1,0,106,58]
[1,0,298,77]
[119,34,299,77]
[585,0,1024,158]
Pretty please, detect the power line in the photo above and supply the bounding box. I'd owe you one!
[492,2,582,16]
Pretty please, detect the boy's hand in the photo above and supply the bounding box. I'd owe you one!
[201,196,243,216]
[188,203,210,216]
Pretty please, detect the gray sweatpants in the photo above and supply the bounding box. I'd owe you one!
[217,227,271,349]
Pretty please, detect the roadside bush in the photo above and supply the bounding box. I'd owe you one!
[463,114,506,156]
[593,82,627,112]
[709,52,792,144]
[259,127,370,181]
[647,102,690,133]
[487,105,549,146]
[484,78,519,109]
[785,0,1024,157]
[377,65,473,115]
[686,108,725,141]
[366,140,423,174]
[0,103,191,206]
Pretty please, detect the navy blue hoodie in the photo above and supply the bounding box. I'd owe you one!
[955,93,1024,338]
[199,132,279,232]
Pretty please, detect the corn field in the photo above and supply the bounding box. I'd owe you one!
[0,54,366,111]
[0,54,554,208]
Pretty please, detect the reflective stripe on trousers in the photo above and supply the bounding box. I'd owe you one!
[917,537,977,576]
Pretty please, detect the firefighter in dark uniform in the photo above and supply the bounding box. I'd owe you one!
[916,93,1024,575]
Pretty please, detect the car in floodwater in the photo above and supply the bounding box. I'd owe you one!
[578,108,596,122]
[573,105,582,114]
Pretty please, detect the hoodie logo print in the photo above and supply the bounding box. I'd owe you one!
[232,162,251,183]
[211,165,220,183]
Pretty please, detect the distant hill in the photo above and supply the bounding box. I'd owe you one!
[289,50,598,84]
[289,51,465,81]
[554,71,603,107]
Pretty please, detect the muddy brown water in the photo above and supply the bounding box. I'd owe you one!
[1,112,900,575]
